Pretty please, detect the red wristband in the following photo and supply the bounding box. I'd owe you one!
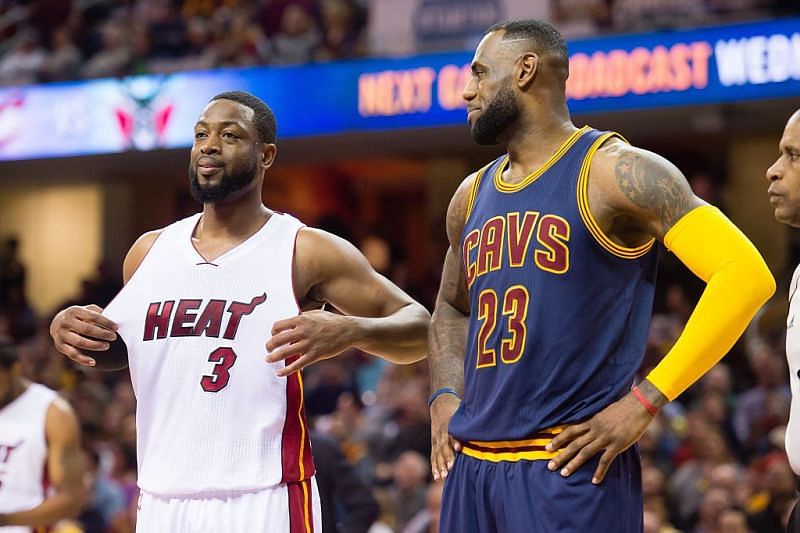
[632,386,659,416]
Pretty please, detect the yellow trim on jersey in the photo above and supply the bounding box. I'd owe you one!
[576,132,656,259]
[494,126,591,193]
[462,447,559,462]
[462,425,569,462]
[465,162,491,221]
[298,373,306,480]
[302,479,312,533]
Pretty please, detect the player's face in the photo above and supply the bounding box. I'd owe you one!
[463,32,520,145]
[767,112,800,228]
[189,100,262,204]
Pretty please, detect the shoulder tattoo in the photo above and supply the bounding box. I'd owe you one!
[614,151,692,232]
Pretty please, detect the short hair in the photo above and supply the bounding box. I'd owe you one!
[487,19,569,62]
[210,91,277,144]
[0,339,18,369]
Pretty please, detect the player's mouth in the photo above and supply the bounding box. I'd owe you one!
[467,107,481,123]
[197,157,223,176]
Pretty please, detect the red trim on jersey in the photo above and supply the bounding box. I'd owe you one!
[280,361,315,483]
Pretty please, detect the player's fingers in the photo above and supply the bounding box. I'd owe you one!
[453,439,463,452]
[592,448,618,484]
[74,306,118,331]
[433,439,454,481]
[62,331,111,352]
[545,423,588,452]
[276,352,313,377]
[547,432,593,472]
[60,343,96,367]
[271,317,301,336]
[69,319,117,342]
[560,440,603,477]
[265,329,304,352]
[267,340,309,364]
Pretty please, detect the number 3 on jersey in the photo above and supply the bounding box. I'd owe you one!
[201,347,237,392]
[476,285,529,368]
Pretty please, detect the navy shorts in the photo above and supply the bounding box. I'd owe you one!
[440,446,642,533]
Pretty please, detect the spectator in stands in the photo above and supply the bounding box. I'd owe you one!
[314,0,366,61]
[81,21,131,79]
[734,341,791,455]
[389,451,430,532]
[310,430,379,533]
[39,26,81,82]
[551,0,612,38]
[271,2,320,65]
[747,453,795,532]
[402,480,444,533]
[0,28,46,86]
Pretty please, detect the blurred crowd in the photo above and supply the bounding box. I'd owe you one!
[2,190,799,533]
[0,0,369,87]
[551,0,797,38]
[0,0,798,87]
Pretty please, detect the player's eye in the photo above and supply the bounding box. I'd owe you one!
[194,132,207,139]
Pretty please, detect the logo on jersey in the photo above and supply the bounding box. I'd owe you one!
[463,211,570,288]
[143,293,267,341]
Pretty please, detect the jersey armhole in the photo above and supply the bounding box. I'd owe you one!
[103,230,164,324]
[465,161,494,223]
[576,132,656,260]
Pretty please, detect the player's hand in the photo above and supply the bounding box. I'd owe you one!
[544,393,654,484]
[266,310,357,377]
[49,305,118,367]
[430,393,462,481]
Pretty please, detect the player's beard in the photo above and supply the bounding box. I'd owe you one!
[188,155,259,204]
[471,83,520,145]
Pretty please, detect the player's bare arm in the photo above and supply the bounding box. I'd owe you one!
[49,230,161,367]
[265,227,430,376]
[547,141,775,483]
[429,173,475,481]
[0,398,84,528]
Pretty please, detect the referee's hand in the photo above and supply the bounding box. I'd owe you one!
[430,393,462,481]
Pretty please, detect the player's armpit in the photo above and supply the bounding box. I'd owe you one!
[647,205,776,400]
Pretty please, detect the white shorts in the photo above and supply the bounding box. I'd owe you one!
[136,477,321,533]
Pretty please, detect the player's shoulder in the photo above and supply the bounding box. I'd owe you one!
[592,136,678,178]
[123,228,166,284]
[45,394,79,435]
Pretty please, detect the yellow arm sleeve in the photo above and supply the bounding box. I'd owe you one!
[646,205,776,401]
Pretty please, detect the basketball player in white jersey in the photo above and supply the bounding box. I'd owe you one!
[48,91,430,532]
[0,340,84,532]
[767,108,800,532]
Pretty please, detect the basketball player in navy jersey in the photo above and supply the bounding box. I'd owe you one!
[49,91,430,532]
[0,340,84,532]
[428,20,775,531]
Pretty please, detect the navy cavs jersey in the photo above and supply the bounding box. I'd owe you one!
[448,126,658,444]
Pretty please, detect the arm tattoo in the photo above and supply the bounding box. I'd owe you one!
[615,152,693,233]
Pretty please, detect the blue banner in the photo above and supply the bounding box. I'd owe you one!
[0,18,798,161]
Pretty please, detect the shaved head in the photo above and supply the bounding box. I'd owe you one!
[486,19,569,81]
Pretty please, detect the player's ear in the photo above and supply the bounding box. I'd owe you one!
[261,143,277,170]
[517,53,538,89]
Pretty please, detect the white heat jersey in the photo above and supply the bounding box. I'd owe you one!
[786,264,800,475]
[104,212,315,495]
[0,383,57,533]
